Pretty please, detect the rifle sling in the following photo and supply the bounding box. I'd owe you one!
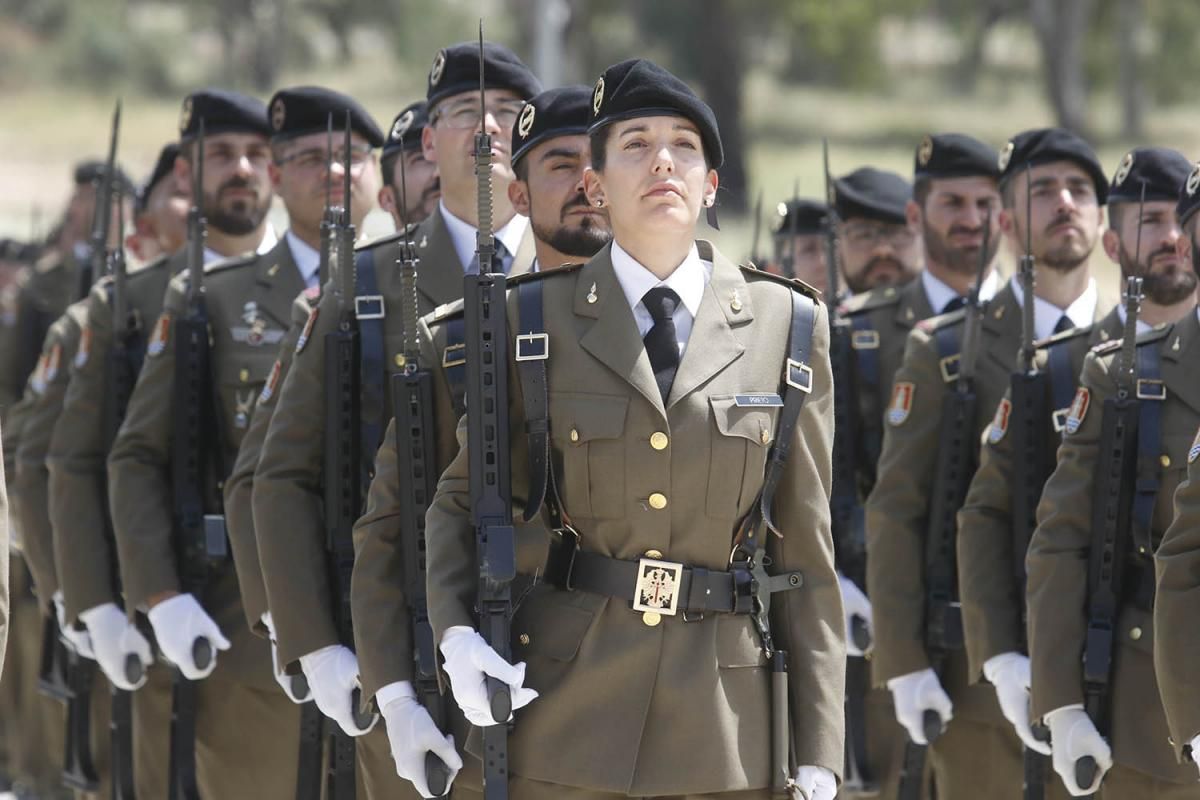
[1047,339,1076,428]
[516,280,551,523]
[443,317,468,418]
[1132,342,1164,555]
[354,248,386,481]
[849,314,883,466]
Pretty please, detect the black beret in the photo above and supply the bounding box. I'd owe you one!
[179,89,271,141]
[511,86,591,169]
[833,167,911,225]
[382,101,431,159]
[426,42,541,110]
[589,58,723,169]
[998,127,1108,205]
[267,86,384,148]
[73,160,134,198]
[773,198,829,236]
[914,133,999,180]
[0,239,15,261]
[17,242,41,263]
[136,142,181,214]
[1175,162,1200,227]
[1107,146,1190,205]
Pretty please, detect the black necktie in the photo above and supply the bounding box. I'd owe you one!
[643,287,681,402]
[942,296,967,314]
[1054,315,1073,334]
[492,238,509,274]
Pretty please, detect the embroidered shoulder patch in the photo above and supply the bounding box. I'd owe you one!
[259,359,282,405]
[987,398,1011,445]
[887,381,915,427]
[1064,387,1090,435]
[148,314,170,357]
[295,307,319,354]
[74,326,91,369]
[1189,426,1200,464]
[29,353,47,395]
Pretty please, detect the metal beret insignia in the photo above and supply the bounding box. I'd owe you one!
[1188,164,1200,197]
[1114,151,1134,186]
[517,103,536,139]
[179,97,193,135]
[592,76,605,116]
[918,135,934,167]
[776,201,788,218]
[430,50,446,86]
[998,141,1014,172]
[270,98,286,132]
[391,109,415,141]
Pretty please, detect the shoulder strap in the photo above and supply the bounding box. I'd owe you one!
[354,248,386,478]
[933,323,962,384]
[516,280,551,523]
[1132,342,1165,554]
[442,317,468,419]
[1046,338,1078,432]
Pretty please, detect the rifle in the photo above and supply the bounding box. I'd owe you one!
[78,101,121,300]
[322,112,376,800]
[821,141,874,793]
[466,21,516,800]
[165,118,224,800]
[748,188,763,268]
[1008,166,1053,800]
[1075,185,1148,793]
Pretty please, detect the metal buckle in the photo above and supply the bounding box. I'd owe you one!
[1052,408,1070,432]
[939,355,960,383]
[354,295,385,320]
[851,330,880,350]
[632,556,683,624]
[515,332,549,361]
[785,359,813,393]
[441,344,466,368]
[1136,379,1166,401]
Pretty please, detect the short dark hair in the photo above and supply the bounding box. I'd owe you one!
[514,154,530,183]
[1108,202,1130,234]
[380,151,400,190]
[912,176,932,208]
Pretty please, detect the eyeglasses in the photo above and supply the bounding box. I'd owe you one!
[432,101,526,131]
[275,144,374,172]
[842,223,915,249]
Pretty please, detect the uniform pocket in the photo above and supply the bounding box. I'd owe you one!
[716,614,768,668]
[549,392,628,520]
[216,355,277,443]
[706,395,778,521]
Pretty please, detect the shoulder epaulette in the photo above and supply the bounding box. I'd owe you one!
[354,226,415,252]
[737,264,820,301]
[507,262,584,288]
[34,251,64,275]
[1035,322,1095,350]
[839,284,903,316]
[916,307,967,334]
[427,298,466,325]
[203,251,258,275]
[1090,338,1123,356]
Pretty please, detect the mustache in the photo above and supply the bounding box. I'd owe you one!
[560,193,592,219]
[1045,213,1078,234]
[216,177,257,198]
[947,225,984,240]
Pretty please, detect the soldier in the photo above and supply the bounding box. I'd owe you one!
[378,100,441,229]
[125,142,189,264]
[357,57,845,799]
[105,87,314,798]
[1029,166,1200,797]
[834,166,922,294]
[769,198,828,288]
[865,127,1117,798]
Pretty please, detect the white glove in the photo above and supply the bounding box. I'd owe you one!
[439,626,538,727]
[146,593,230,680]
[984,652,1051,755]
[1046,705,1111,796]
[838,574,873,657]
[299,644,376,736]
[379,682,464,798]
[262,613,312,704]
[791,765,837,800]
[79,602,151,691]
[53,591,95,659]
[1190,734,1200,779]
[887,667,953,745]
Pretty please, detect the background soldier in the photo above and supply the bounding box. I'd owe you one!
[125,142,189,264]
[1030,164,1200,798]
[834,166,922,294]
[866,127,1115,798]
[377,100,440,229]
[769,198,828,288]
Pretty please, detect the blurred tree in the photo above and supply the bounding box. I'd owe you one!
[1030,0,1094,135]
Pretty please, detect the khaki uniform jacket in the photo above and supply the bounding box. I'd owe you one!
[408,241,845,794]
[14,299,88,611]
[957,307,1124,680]
[1029,312,1200,783]
[253,212,533,669]
[107,238,304,689]
[46,251,183,621]
[865,279,1116,724]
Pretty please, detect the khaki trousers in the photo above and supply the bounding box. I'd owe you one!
[929,716,1032,800]
[132,661,173,798]
[839,686,931,799]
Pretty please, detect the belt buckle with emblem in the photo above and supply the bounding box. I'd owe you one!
[632,550,683,626]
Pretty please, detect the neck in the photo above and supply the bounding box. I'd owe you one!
[289,220,321,252]
[206,222,267,259]
[442,186,517,231]
[924,256,985,297]
[533,240,582,272]
[618,231,694,280]
[1032,260,1091,310]
[1140,293,1198,328]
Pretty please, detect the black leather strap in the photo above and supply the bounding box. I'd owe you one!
[1132,342,1164,555]
[516,281,549,522]
[355,248,386,481]
[442,317,467,419]
[1047,337,1076,433]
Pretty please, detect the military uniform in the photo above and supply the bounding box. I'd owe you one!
[1028,313,1200,796]
[107,238,305,799]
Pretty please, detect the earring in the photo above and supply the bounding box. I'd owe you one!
[595,199,604,207]
[704,198,713,207]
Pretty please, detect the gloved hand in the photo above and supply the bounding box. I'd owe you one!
[146,593,230,680]
[79,602,151,690]
[439,626,538,727]
[984,651,1050,755]
[887,667,953,745]
[262,613,312,704]
[1190,734,1200,780]
[837,573,873,657]
[1046,705,1111,796]
[53,591,95,659]
[299,644,376,736]
[791,765,837,800]
[379,681,464,798]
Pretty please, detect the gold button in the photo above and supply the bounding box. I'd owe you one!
[642,611,662,627]
[1130,626,1143,641]
[645,549,664,559]
[760,427,771,445]
[519,633,530,645]
[239,368,249,383]
[1161,455,1172,468]
[648,492,668,510]
[569,428,580,443]
[650,432,669,450]
[394,354,406,368]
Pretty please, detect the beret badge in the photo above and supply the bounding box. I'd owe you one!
[179,97,193,135]
[392,109,414,141]
[517,103,536,139]
[592,76,605,116]
[270,98,286,132]
[1114,151,1134,186]
[430,50,446,87]
[918,135,934,167]
[1188,164,1200,197]
[998,141,1014,172]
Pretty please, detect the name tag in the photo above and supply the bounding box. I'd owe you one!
[735,393,783,407]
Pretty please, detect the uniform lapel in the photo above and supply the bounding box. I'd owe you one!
[980,281,1022,373]
[1162,311,1200,415]
[254,238,305,325]
[895,277,933,330]
[667,243,748,409]
[415,211,465,309]
[576,245,664,416]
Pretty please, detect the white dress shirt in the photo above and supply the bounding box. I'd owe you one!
[1009,275,1098,340]
[611,240,712,359]
[284,230,321,290]
[921,268,1001,315]
[204,225,277,266]
[439,200,529,273]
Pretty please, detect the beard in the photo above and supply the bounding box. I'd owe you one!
[404,177,441,223]
[532,195,612,259]
[1119,243,1197,306]
[844,256,906,294]
[923,220,999,276]
[1037,214,1093,273]
[206,178,270,236]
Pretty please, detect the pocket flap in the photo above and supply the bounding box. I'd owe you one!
[710,395,777,446]
[550,393,629,444]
